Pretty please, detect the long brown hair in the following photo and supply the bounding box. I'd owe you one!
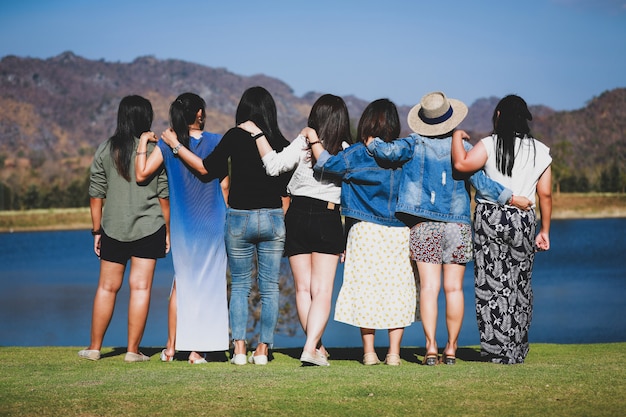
[307,94,352,164]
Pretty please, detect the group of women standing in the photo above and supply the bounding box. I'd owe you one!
[79,86,551,367]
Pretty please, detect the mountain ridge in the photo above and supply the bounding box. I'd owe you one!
[0,52,624,208]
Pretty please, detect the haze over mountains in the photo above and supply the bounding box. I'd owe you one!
[0,52,624,208]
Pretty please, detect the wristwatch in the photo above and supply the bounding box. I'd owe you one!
[172,144,182,155]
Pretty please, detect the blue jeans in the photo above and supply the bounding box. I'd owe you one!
[225,208,285,347]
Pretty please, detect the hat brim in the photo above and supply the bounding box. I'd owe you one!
[407,98,468,137]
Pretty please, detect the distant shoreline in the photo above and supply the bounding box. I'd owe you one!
[0,193,624,233]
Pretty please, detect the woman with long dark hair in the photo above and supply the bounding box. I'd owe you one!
[308,99,416,366]
[135,92,229,364]
[240,94,352,366]
[452,94,552,364]
[161,86,291,365]
[79,95,169,362]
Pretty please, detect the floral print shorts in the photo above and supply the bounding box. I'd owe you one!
[409,221,472,264]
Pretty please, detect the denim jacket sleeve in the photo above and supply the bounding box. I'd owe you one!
[313,149,347,178]
[366,137,414,163]
[470,170,512,205]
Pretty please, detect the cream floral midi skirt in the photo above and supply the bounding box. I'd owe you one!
[334,221,417,329]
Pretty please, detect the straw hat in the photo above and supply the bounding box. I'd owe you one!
[407,91,468,137]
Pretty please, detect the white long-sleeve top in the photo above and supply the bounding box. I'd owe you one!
[261,134,345,204]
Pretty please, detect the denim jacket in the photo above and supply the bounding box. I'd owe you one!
[368,134,512,226]
[314,142,406,227]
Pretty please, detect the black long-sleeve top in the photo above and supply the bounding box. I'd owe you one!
[203,127,292,209]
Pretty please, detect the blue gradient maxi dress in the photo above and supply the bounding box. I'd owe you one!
[157,132,229,352]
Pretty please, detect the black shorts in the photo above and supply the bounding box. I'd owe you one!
[100,224,167,265]
[284,196,345,257]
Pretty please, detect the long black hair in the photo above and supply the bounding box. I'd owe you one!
[170,92,206,148]
[235,86,287,144]
[356,98,400,143]
[307,94,352,164]
[110,95,153,181]
[492,94,534,176]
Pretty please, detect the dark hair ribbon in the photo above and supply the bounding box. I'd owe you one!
[419,106,453,125]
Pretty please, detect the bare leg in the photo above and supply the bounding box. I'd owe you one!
[254,342,268,356]
[387,327,404,355]
[443,263,465,357]
[233,339,246,355]
[301,253,339,355]
[127,256,156,354]
[87,260,126,351]
[418,262,443,355]
[361,328,376,354]
[360,327,380,364]
[289,254,313,334]
[163,281,176,357]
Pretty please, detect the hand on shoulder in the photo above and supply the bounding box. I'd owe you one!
[161,128,178,147]
[453,129,470,141]
[140,131,158,143]
[238,120,262,136]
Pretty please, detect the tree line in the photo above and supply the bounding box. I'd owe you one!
[0,176,89,211]
[0,162,624,211]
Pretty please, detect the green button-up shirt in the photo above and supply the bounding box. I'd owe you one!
[89,137,168,242]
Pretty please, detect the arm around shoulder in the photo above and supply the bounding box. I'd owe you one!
[135,137,164,183]
[161,128,209,176]
[261,136,303,176]
[367,136,414,163]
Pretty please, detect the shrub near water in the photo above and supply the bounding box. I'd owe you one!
[0,344,624,416]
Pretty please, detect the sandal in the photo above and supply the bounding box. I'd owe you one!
[441,353,456,365]
[384,353,401,366]
[422,353,439,366]
[363,352,381,365]
[160,349,174,362]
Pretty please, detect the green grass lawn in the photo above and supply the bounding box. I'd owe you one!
[1,343,624,416]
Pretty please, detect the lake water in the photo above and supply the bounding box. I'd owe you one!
[1,218,625,348]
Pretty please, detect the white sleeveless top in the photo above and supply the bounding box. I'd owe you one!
[480,134,552,205]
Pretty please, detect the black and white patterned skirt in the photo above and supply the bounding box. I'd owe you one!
[473,203,537,364]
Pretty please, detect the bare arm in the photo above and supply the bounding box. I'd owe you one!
[161,128,209,175]
[90,197,103,257]
[302,127,324,159]
[451,130,488,173]
[535,166,552,251]
[240,120,301,175]
[158,197,171,254]
[220,176,230,206]
[135,131,163,183]
[281,196,290,215]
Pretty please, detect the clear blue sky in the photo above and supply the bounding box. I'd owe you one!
[1,0,624,110]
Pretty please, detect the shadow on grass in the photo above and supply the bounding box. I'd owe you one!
[101,347,230,362]
[268,346,483,364]
[102,346,484,364]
